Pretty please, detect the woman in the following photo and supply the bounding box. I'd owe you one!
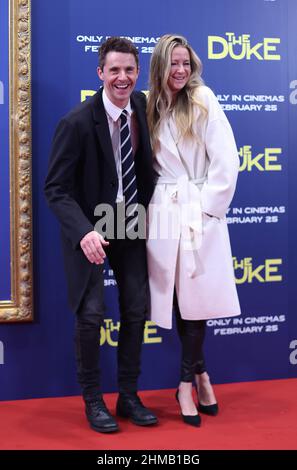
[146,34,241,427]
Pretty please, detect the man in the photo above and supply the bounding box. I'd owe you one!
[44,37,157,433]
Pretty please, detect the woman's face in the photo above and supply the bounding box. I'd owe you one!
[167,46,191,95]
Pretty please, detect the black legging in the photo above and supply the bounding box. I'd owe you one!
[174,292,206,382]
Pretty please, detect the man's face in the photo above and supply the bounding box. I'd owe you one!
[97,51,139,108]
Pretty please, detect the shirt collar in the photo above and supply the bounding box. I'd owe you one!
[102,88,132,122]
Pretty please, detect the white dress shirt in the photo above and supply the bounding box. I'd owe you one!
[102,88,138,202]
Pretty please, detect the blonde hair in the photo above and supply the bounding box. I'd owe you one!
[147,34,206,153]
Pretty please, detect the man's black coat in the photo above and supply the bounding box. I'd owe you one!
[45,88,154,312]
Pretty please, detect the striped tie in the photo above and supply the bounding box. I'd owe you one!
[120,110,138,234]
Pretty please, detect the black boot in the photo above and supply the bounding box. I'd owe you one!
[116,392,158,426]
[85,396,119,433]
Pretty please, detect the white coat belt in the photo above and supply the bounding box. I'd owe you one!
[156,175,207,278]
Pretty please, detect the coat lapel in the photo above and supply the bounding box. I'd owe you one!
[158,119,181,162]
[91,89,118,180]
[130,92,151,159]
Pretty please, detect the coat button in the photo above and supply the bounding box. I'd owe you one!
[110,181,116,188]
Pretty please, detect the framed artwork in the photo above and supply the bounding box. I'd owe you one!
[0,0,32,321]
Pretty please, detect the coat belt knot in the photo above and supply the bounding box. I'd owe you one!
[156,174,206,278]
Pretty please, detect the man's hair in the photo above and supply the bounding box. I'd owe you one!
[99,37,139,69]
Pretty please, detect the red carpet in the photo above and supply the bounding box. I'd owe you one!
[0,378,296,450]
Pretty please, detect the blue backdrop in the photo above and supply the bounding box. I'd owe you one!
[0,0,296,400]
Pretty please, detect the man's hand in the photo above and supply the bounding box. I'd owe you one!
[80,231,109,264]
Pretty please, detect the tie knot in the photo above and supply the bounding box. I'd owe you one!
[121,110,128,122]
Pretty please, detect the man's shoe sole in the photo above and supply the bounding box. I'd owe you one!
[89,422,119,433]
[130,417,158,426]
[117,411,158,426]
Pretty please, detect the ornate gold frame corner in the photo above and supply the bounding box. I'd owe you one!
[0,0,33,322]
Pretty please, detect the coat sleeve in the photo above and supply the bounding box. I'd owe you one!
[44,117,93,250]
[200,87,239,219]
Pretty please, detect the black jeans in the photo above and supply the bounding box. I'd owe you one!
[174,292,206,383]
[75,238,148,401]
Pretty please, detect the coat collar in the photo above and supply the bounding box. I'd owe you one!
[102,88,133,122]
[91,87,143,124]
[91,87,150,171]
[158,117,182,162]
[91,88,117,179]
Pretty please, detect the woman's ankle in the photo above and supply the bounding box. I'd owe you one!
[177,382,197,415]
[195,373,217,405]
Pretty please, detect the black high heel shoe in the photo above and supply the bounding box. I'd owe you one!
[175,390,201,427]
[195,384,219,416]
[198,402,219,416]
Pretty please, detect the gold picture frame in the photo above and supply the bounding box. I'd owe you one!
[0,0,33,322]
